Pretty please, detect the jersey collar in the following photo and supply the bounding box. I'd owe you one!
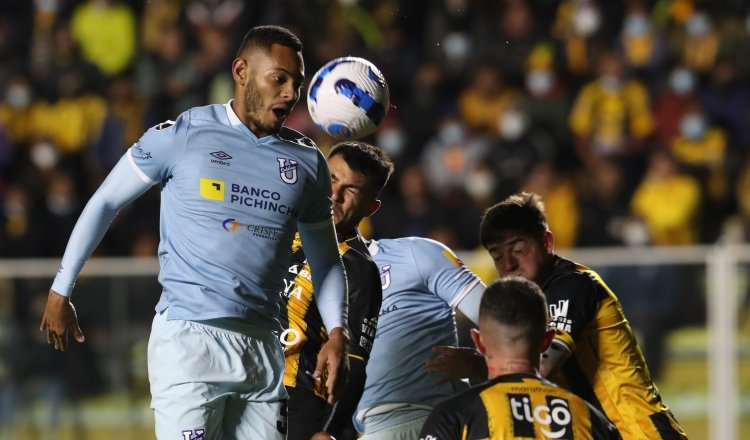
[367,239,380,256]
[224,100,243,126]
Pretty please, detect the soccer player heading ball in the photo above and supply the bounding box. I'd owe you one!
[40,25,348,439]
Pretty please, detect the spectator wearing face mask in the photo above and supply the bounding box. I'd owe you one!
[618,0,669,79]
[520,43,576,169]
[550,0,608,80]
[671,103,729,241]
[569,48,654,193]
[676,9,720,74]
[458,63,520,140]
[653,65,700,149]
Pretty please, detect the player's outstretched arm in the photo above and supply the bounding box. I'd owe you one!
[314,326,350,404]
[40,289,85,351]
[298,218,350,404]
[41,151,154,350]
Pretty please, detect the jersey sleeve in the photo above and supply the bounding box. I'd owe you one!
[298,148,333,224]
[587,402,623,439]
[412,239,483,308]
[342,249,381,361]
[545,273,598,350]
[128,117,189,184]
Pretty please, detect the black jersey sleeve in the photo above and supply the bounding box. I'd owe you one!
[341,246,382,361]
[544,272,598,346]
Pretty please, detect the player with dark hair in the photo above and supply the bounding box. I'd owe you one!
[281,141,394,440]
[479,192,687,439]
[419,277,621,439]
[40,25,348,439]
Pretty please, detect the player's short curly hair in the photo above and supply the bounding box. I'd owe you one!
[329,141,394,198]
[479,192,549,248]
[236,25,303,58]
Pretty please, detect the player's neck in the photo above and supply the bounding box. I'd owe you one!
[487,356,538,379]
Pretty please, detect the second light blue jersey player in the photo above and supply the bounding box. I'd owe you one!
[355,237,485,438]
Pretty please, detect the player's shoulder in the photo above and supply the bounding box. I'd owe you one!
[142,104,220,136]
[342,234,374,263]
[377,236,454,254]
[547,257,598,288]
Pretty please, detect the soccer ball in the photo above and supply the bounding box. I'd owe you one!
[307,57,390,140]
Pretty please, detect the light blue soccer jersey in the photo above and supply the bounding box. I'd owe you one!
[54,102,333,331]
[355,237,483,430]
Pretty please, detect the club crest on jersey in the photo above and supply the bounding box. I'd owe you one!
[181,428,205,440]
[277,158,298,184]
[379,265,391,290]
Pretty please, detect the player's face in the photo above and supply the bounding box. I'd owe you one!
[328,154,379,236]
[234,43,304,137]
[486,233,554,285]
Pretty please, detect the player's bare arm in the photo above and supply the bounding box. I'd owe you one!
[40,289,85,351]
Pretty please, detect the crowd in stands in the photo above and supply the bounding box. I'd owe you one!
[1,0,750,405]
[2,0,750,257]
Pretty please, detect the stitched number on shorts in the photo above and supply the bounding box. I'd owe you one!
[277,400,288,434]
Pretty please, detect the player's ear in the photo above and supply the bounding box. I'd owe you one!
[541,328,555,352]
[543,230,555,255]
[471,328,487,356]
[232,57,248,84]
[366,199,381,217]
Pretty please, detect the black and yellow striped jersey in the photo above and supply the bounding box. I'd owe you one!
[280,231,381,396]
[542,257,687,440]
[418,373,620,439]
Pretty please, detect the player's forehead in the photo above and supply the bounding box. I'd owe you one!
[487,234,532,252]
[329,155,369,184]
[247,43,304,78]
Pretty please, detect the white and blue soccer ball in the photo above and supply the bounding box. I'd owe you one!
[307,57,390,140]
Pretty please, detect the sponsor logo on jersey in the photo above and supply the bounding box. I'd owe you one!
[549,300,572,333]
[509,394,573,439]
[229,184,298,216]
[277,158,298,184]
[379,264,391,290]
[181,428,205,440]
[200,178,225,201]
[209,151,232,166]
[441,250,464,267]
[222,217,279,241]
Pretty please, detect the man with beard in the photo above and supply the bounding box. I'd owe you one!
[39,25,348,439]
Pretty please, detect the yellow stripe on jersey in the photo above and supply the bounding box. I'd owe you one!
[199,178,225,201]
[348,353,365,363]
[442,249,464,267]
[283,258,316,388]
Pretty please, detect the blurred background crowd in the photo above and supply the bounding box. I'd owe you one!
[1,0,750,435]
[3,0,750,258]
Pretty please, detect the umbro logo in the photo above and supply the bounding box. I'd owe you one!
[210,151,232,166]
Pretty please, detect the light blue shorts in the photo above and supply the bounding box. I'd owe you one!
[360,411,430,440]
[148,311,288,439]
